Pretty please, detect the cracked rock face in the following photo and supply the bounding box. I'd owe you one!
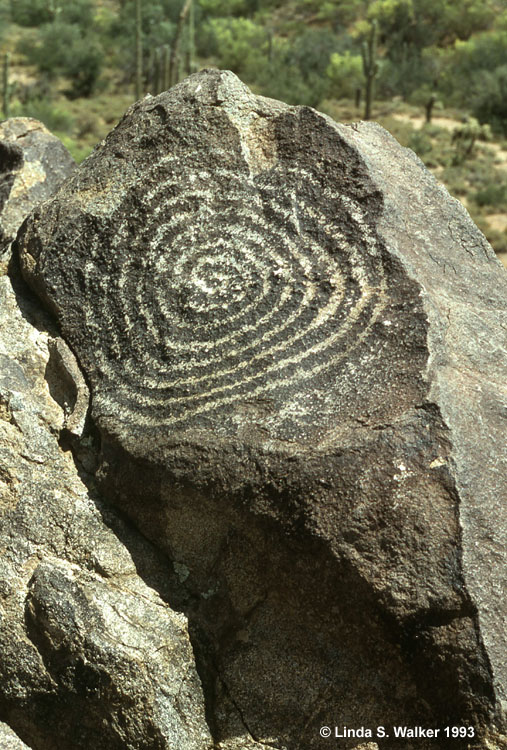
[13,71,507,748]
[0,118,75,265]
[0,268,213,750]
[0,122,212,750]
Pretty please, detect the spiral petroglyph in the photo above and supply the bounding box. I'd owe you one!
[78,158,388,432]
[18,70,421,444]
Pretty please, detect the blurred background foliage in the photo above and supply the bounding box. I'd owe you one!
[0,0,506,258]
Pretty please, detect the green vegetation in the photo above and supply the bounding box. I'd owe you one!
[0,0,505,257]
[135,0,143,100]
[361,20,378,120]
[2,51,11,118]
[451,117,492,163]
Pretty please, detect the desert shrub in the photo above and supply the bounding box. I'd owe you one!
[10,0,94,27]
[199,21,339,107]
[368,0,496,51]
[469,65,507,136]
[256,58,322,106]
[20,21,104,98]
[376,115,415,147]
[10,0,53,26]
[444,31,507,88]
[326,51,363,100]
[472,182,507,209]
[439,31,507,131]
[285,28,338,80]
[451,117,491,163]
[108,0,178,56]
[440,165,469,196]
[76,111,101,138]
[278,28,338,105]
[199,17,267,74]
[407,130,433,156]
[12,97,74,132]
[57,134,92,164]
[94,0,179,89]
[199,0,258,16]
[378,51,426,100]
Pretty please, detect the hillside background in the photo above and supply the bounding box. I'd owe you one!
[1,0,507,262]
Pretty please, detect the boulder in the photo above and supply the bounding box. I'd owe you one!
[0,117,75,266]
[0,126,212,749]
[17,70,507,748]
[0,721,32,749]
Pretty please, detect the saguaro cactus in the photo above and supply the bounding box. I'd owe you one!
[163,44,170,90]
[150,45,171,94]
[2,52,11,120]
[151,47,161,94]
[187,0,195,75]
[266,28,274,65]
[362,20,378,121]
[169,0,193,87]
[425,92,437,124]
[135,0,143,100]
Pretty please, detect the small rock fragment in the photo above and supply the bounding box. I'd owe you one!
[0,117,75,265]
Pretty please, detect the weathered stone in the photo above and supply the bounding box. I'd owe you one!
[0,266,213,749]
[0,721,32,749]
[0,128,212,749]
[0,118,75,266]
[16,70,507,748]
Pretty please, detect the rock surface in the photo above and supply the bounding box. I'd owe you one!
[0,266,213,750]
[0,122,212,749]
[0,118,75,265]
[12,71,507,748]
[0,721,32,749]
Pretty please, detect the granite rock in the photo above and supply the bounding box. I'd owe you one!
[0,118,75,266]
[16,70,507,748]
[0,125,212,749]
[0,267,213,750]
[0,721,32,749]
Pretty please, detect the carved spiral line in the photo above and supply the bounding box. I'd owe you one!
[76,152,388,432]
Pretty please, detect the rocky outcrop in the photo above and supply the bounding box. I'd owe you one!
[0,118,75,266]
[5,72,507,749]
[0,268,213,750]
[0,123,212,749]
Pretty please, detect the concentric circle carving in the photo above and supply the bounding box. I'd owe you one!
[74,148,388,438]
